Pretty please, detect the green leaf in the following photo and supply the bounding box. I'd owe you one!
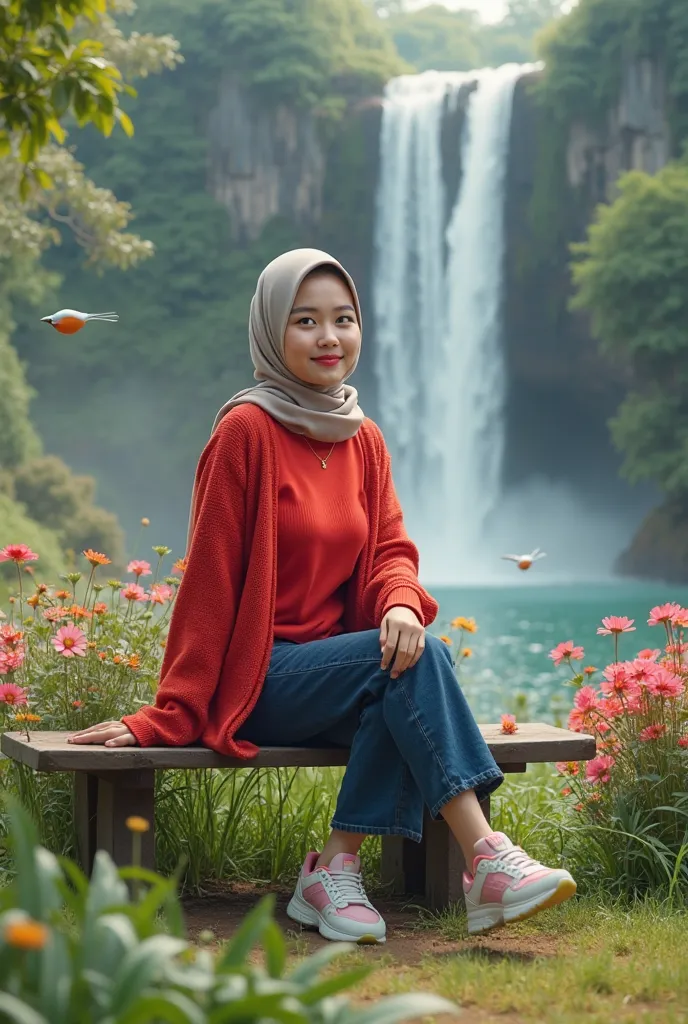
[117,990,207,1024]
[300,967,373,1005]
[287,942,354,985]
[83,913,138,977]
[208,993,306,1024]
[37,929,72,1024]
[0,993,50,1024]
[339,993,459,1024]
[45,117,66,143]
[262,919,286,978]
[109,935,189,1015]
[216,895,275,971]
[116,108,134,137]
[0,132,11,156]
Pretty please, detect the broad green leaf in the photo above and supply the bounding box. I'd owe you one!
[38,929,72,1024]
[340,993,459,1024]
[0,993,49,1024]
[216,895,275,971]
[3,795,41,917]
[287,942,354,985]
[83,913,138,977]
[109,935,189,1015]
[262,919,286,978]
[46,117,66,142]
[300,967,373,1005]
[116,108,134,137]
[117,990,207,1024]
[208,993,306,1024]
[0,133,11,156]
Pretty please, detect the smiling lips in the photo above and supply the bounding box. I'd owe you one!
[313,356,342,365]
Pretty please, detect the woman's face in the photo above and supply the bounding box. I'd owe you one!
[283,270,361,388]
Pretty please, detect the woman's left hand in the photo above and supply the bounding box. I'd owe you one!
[380,606,425,679]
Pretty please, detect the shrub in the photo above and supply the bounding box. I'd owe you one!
[549,606,688,898]
[0,495,65,586]
[0,797,457,1023]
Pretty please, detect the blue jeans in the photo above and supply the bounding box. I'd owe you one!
[236,630,504,842]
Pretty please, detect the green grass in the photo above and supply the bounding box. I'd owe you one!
[336,897,688,1023]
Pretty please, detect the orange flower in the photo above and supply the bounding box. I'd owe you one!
[173,557,188,574]
[127,653,141,670]
[15,713,41,723]
[160,639,167,649]
[87,686,99,692]
[26,594,40,609]
[93,602,108,616]
[440,635,452,646]
[583,666,597,675]
[141,517,150,527]
[126,816,150,833]
[37,583,48,594]
[87,641,97,649]
[500,713,518,735]
[72,700,82,708]
[112,655,122,664]
[55,590,71,601]
[83,549,111,567]
[67,604,92,621]
[97,651,107,661]
[561,786,572,797]
[462,647,473,658]
[4,918,49,950]
[451,616,477,633]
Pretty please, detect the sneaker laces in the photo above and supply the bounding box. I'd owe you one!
[495,846,543,876]
[328,869,371,907]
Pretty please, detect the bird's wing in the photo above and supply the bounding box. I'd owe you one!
[501,555,520,562]
[533,551,547,560]
[53,309,84,320]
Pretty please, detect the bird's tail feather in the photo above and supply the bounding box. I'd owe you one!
[86,312,119,321]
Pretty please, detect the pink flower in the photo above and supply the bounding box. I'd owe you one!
[639,724,667,743]
[574,686,601,712]
[671,607,688,628]
[0,682,28,705]
[0,544,39,564]
[127,560,152,578]
[42,607,68,623]
[549,640,584,667]
[678,736,688,749]
[0,649,24,672]
[500,713,518,734]
[600,663,640,699]
[120,584,148,603]
[648,603,682,626]
[586,754,615,784]
[625,658,659,686]
[597,616,635,636]
[556,761,580,776]
[637,648,661,661]
[646,667,684,699]
[148,583,175,604]
[51,624,87,658]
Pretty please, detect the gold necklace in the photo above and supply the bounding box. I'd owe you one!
[303,436,336,469]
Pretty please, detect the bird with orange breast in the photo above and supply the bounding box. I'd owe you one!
[40,309,118,334]
[501,548,547,571]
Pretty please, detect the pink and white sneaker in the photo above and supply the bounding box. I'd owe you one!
[287,852,386,944]
[464,832,576,935]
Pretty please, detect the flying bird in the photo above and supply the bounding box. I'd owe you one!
[501,548,547,571]
[40,309,118,335]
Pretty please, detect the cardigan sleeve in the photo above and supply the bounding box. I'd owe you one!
[362,427,439,629]
[122,416,247,747]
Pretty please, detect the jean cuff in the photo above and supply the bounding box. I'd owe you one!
[330,818,423,843]
[428,766,505,820]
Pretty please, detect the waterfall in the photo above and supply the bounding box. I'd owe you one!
[372,65,539,585]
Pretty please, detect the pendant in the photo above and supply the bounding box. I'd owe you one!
[321,460,327,469]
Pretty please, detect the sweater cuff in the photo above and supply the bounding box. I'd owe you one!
[382,586,424,624]
[121,710,157,747]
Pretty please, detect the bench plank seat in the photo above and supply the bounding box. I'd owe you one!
[1,725,595,912]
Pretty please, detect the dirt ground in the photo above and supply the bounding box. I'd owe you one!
[181,883,562,1024]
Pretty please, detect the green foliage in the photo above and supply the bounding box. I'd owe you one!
[12,456,125,566]
[0,494,66,583]
[0,0,136,186]
[0,797,458,1023]
[537,0,688,141]
[571,162,688,499]
[0,332,42,471]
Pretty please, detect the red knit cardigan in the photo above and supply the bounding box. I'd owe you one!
[122,405,439,757]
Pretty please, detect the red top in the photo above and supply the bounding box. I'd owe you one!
[122,405,438,757]
[273,421,369,642]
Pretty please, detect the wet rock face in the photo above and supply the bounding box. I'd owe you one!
[207,74,326,242]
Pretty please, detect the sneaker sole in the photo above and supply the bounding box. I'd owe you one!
[467,876,577,935]
[287,893,386,944]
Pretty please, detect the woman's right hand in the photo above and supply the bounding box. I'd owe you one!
[67,721,138,747]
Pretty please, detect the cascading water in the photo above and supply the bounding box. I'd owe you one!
[372,65,539,585]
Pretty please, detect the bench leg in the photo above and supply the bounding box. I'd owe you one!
[425,794,491,912]
[94,769,155,871]
[380,795,491,912]
[74,772,98,874]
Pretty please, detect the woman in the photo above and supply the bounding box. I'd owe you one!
[70,248,576,943]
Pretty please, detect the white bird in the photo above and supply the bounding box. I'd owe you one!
[501,548,547,571]
[40,309,118,335]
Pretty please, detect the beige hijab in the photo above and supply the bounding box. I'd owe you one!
[186,248,365,551]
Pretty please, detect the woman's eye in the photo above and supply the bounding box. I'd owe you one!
[337,315,355,324]
[298,317,316,326]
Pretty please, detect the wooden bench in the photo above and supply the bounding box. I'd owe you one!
[1,724,595,910]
